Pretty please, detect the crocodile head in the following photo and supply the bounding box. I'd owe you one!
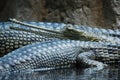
[62,24,101,41]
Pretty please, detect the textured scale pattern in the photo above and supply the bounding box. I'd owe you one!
[1,21,120,44]
[0,21,120,73]
[73,25,120,37]
[0,40,119,72]
[0,40,81,72]
[0,30,59,56]
[66,25,120,43]
[0,22,65,30]
[0,21,120,37]
[0,21,120,45]
[94,44,120,64]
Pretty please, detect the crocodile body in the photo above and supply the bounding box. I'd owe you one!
[0,20,120,55]
[0,30,60,56]
[0,40,119,73]
[0,21,66,56]
[0,20,120,73]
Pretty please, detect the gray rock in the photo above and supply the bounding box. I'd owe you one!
[0,0,120,29]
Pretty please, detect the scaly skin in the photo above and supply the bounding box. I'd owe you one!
[9,19,120,37]
[0,30,60,56]
[0,21,97,56]
[0,19,119,72]
[1,19,120,42]
[0,40,119,73]
[1,20,109,56]
[0,20,119,58]
[9,19,120,43]
[65,24,120,43]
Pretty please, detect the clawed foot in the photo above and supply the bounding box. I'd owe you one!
[84,63,108,74]
[94,63,108,71]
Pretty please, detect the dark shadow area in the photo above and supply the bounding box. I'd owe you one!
[102,0,116,28]
[0,0,17,21]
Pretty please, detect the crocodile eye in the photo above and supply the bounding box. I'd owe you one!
[66,24,73,30]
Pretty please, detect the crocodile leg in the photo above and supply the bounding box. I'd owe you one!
[0,40,81,72]
[0,40,119,73]
[77,51,108,71]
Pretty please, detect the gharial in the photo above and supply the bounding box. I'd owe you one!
[0,40,119,73]
[0,19,120,56]
[0,19,119,73]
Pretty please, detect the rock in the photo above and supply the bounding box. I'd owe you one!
[0,0,120,29]
[0,0,17,21]
[102,0,120,29]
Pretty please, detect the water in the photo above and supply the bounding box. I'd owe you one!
[0,67,119,80]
